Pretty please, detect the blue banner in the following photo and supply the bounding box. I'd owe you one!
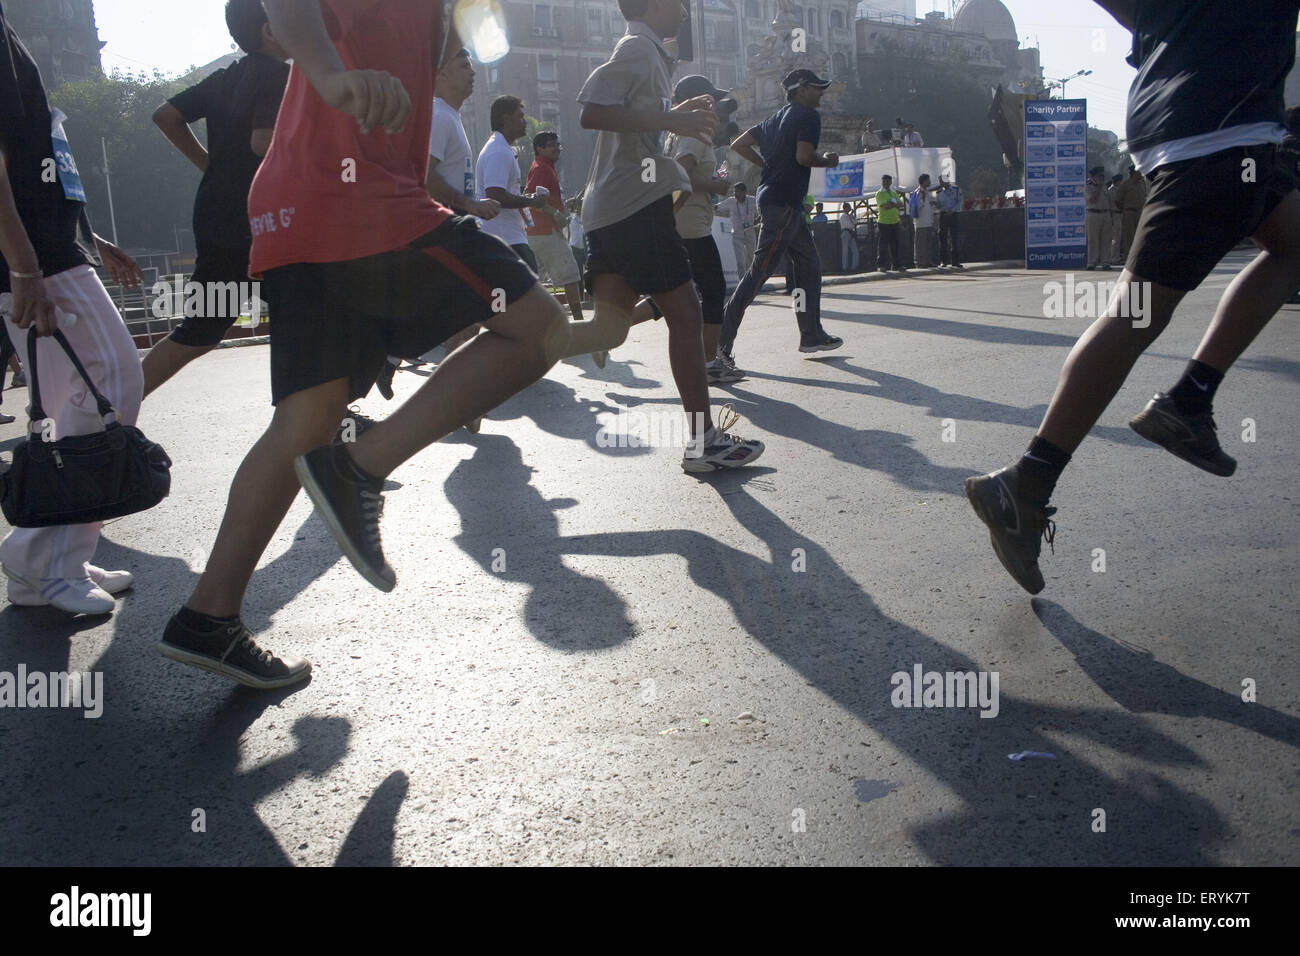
[823,159,864,199]
[1024,98,1087,270]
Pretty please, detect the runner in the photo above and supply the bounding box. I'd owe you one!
[158,0,571,688]
[966,0,1300,594]
[717,68,843,377]
[561,0,764,472]
[141,0,289,398]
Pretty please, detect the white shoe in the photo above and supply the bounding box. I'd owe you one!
[86,565,133,595]
[3,565,114,614]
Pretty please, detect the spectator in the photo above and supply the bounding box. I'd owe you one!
[839,202,859,272]
[1113,164,1148,260]
[911,173,936,267]
[717,182,758,279]
[875,173,904,272]
[811,201,828,223]
[860,117,884,152]
[903,121,923,147]
[934,174,964,269]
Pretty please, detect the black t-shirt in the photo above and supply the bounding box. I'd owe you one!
[0,17,97,294]
[1125,0,1300,152]
[167,51,288,261]
[752,102,820,210]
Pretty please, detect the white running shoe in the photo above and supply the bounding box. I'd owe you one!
[682,404,765,473]
[86,565,134,595]
[3,565,114,614]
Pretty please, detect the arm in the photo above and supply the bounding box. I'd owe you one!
[729,129,762,167]
[796,141,839,168]
[676,154,728,195]
[262,0,410,135]
[485,186,544,210]
[425,159,499,218]
[0,150,55,335]
[153,101,208,172]
[580,100,716,145]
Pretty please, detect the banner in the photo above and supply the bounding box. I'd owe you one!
[1024,98,1087,270]
[809,148,955,201]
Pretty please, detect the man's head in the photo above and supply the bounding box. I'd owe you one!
[437,48,475,107]
[918,173,931,188]
[533,130,561,165]
[815,202,824,213]
[1088,165,1104,182]
[491,95,526,142]
[842,203,853,213]
[783,68,830,107]
[734,183,747,199]
[619,0,686,39]
[881,174,893,189]
[865,117,876,130]
[226,0,285,58]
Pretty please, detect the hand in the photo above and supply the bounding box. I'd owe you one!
[6,275,58,336]
[94,235,144,287]
[669,108,717,145]
[317,69,411,136]
[823,151,839,167]
[465,198,501,220]
[674,94,715,113]
[527,192,548,210]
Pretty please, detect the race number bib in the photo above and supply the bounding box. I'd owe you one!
[50,109,86,202]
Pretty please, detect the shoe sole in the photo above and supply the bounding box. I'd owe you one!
[294,456,397,593]
[963,477,1046,595]
[1129,407,1236,477]
[682,443,765,473]
[798,340,844,353]
[157,641,311,690]
[707,374,747,385]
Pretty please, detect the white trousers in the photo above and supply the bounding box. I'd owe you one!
[1,266,144,579]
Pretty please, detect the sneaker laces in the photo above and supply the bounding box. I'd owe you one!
[228,625,274,665]
[1039,506,1057,555]
[359,487,385,549]
[710,403,750,446]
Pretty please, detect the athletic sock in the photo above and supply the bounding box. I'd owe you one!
[1168,359,1224,415]
[1015,436,1071,506]
[177,606,240,630]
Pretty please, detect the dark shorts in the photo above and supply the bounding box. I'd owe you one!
[584,195,693,296]
[166,253,251,348]
[1129,143,1297,291]
[263,216,536,405]
[682,234,725,325]
[510,242,539,274]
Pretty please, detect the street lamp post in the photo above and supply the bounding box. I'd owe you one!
[1055,69,1093,99]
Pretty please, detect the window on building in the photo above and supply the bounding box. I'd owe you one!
[705,19,716,42]
[535,5,552,33]
[745,0,759,18]
[831,9,845,30]
[794,6,805,27]
[809,9,819,33]
[833,52,846,77]
[538,55,557,82]
[718,65,737,89]
[541,103,561,129]
[587,9,603,39]
[611,13,625,34]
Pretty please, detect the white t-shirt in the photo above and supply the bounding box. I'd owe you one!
[838,210,856,232]
[430,97,474,199]
[476,130,532,245]
[912,186,935,228]
[666,132,715,240]
[716,195,757,235]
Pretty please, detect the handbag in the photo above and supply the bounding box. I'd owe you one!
[0,328,171,527]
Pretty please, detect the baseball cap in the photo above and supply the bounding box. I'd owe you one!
[673,74,730,104]
[782,69,831,92]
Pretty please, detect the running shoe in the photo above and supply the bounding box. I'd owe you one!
[1129,392,1237,477]
[964,467,1057,595]
[295,443,396,591]
[706,357,746,384]
[798,330,844,353]
[682,404,765,473]
[4,565,114,614]
[159,612,311,689]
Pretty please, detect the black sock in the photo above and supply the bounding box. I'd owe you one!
[177,606,239,630]
[1168,359,1224,415]
[336,443,383,486]
[1015,436,1071,504]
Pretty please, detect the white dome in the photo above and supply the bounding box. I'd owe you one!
[954,0,1018,43]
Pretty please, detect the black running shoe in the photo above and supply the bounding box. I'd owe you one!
[798,330,844,353]
[1129,393,1237,477]
[964,467,1057,595]
[295,443,396,591]
[375,361,397,400]
[159,612,311,689]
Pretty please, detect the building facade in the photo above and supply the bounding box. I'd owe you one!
[3,0,104,88]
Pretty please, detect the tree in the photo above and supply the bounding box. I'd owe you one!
[49,69,202,253]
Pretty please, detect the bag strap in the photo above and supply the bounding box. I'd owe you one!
[25,327,118,427]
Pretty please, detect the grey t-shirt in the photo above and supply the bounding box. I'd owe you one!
[577,22,690,232]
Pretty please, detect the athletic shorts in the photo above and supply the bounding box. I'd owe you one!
[527,231,581,287]
[166,253,250,348]
[263,216,536,405]
[1129,143,1297,291]
[510,243,539,274]
[584,195,693,297]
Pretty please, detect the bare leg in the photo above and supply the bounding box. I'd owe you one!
[564,274,638,357]
[1036,272,1186,454]
[650,281,710,439]
[186,378,352,617]
[348,284,569,477]
[703,323,721,359]
[141,338,218,398]
[1192,189,1300,372]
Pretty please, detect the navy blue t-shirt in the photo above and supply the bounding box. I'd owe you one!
[752,102,820,210]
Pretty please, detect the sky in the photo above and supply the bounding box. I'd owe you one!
[93,0,1137,137]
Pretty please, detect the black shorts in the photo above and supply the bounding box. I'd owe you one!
[166,253,250,348]
[510,242,539,274]
[682,234,725,325]
[584,195,693,297]
[263,216,536,405]
[1129,143,1297,291]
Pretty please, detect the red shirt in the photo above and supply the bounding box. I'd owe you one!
[248,0,450,274]
[524,155,563,236]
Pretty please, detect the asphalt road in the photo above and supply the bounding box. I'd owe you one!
[1,253,1296,866]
